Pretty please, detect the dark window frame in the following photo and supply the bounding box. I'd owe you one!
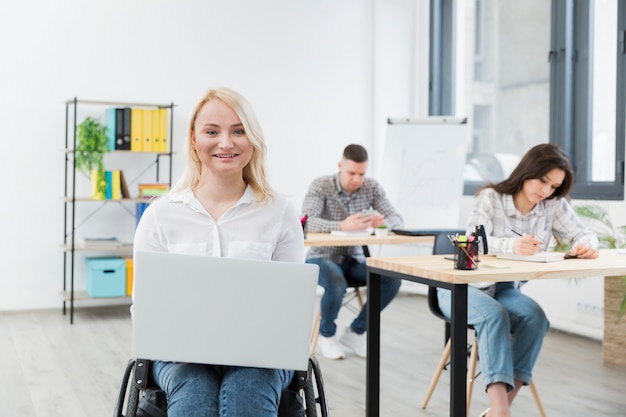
[550,0,625,200]
[431,0,626,200]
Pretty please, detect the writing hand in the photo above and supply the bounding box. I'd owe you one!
[513,234,544,255]
[569,244,599,259]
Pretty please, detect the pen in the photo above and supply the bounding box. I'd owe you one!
[511,228,544,250]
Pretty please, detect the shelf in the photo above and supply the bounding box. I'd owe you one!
[65,98,174,108]
[59,290,131,302]
[62,244,133,253]
[64,148,172,155]
[62,97,174,323]
[64,197,153,203]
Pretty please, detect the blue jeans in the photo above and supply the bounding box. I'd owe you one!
[437,282,549,391]
[307,257,401,337]
[151,361,294,417]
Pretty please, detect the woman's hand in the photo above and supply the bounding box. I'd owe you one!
[513,234,544,255]
[569,244,599,259]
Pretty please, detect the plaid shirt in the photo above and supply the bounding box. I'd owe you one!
[467,187,598,293]
[302,174,403,263]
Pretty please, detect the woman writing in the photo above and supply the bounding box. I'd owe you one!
[438,143,598,417]
[133,87,304,416]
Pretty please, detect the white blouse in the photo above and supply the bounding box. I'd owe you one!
[133,185,305,263]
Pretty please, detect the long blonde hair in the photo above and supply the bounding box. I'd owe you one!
[171,87,274,203]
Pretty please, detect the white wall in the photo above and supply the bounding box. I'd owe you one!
[0,0,430,311]
[2,0,624,343]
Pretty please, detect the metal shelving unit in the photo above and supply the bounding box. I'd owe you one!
[62,98,174,323]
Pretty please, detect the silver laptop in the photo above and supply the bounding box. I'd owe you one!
[132,251,319,371]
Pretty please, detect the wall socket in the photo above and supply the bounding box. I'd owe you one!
[576,301,604,316]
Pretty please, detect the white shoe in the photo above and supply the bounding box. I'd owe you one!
[340,327,367,358]
[318,335,345,360]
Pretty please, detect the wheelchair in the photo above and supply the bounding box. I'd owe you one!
[113,356,330,417]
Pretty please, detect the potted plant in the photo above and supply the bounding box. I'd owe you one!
[375,223,388,237]
[571,204,626,317]
[565,203,626,366]
[74,117,109,199]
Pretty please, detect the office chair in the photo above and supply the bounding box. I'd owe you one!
[309,245,370,356]
[421,231,547,417]
[114,356,329,417]
[309,280,365,355]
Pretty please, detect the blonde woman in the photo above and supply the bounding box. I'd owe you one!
[134,87,304,417]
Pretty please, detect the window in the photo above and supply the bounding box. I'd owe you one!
[431,0,625,199]
[550,0,624,199]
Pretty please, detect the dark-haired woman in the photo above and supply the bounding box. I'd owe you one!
[438,144,598,417]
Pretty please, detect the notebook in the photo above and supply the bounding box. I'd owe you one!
[331,230,372,236]
[496,252,566,263]
[132,251,319,371]
[391,228,464,237]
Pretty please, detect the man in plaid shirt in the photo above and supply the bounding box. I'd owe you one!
[302,144,404,359]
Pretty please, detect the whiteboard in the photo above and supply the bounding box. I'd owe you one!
[380,117,468,229]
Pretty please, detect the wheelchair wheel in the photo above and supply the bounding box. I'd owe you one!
[305,356,329,417]
[113,359,141,417]
[302,362,317,417]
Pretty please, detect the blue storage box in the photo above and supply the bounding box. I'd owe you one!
[85,257,127,297]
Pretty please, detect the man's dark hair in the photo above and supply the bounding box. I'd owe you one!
[343,144,368,163]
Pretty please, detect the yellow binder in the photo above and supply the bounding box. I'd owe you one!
[111,170,121,200]
[152,109,160,153]
[125,258,133,296]
[142,108,153,152]
[159,108,169,153]
[130,108,143,152]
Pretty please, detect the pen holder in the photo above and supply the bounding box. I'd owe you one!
[453,241,479,270]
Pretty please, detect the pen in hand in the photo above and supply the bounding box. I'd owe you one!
[511,229,544,252]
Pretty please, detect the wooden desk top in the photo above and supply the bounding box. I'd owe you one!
[366,249,626,284]
[304,232,433,247]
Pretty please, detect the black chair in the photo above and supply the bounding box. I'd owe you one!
[113,356,329,417]
[421,231,546,417]
[309,281,364,355]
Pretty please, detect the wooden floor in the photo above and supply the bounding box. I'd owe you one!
[1,292,625,417]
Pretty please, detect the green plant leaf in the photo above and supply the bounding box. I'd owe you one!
[74,117,109,195]
[569,203,626,321]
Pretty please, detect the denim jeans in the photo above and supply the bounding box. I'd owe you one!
[151,361,294,417]
[307,257,401,337]
[437,282,550,391]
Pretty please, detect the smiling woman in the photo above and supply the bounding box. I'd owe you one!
[173,88,273,205]
[190,98,255,219]
[132,87,306,417]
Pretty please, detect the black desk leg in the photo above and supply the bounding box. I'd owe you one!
[450,284,468,417]
[366,268,381,417]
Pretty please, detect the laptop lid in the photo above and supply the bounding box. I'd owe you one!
[132,251,319,371]
[391,228,465,236]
